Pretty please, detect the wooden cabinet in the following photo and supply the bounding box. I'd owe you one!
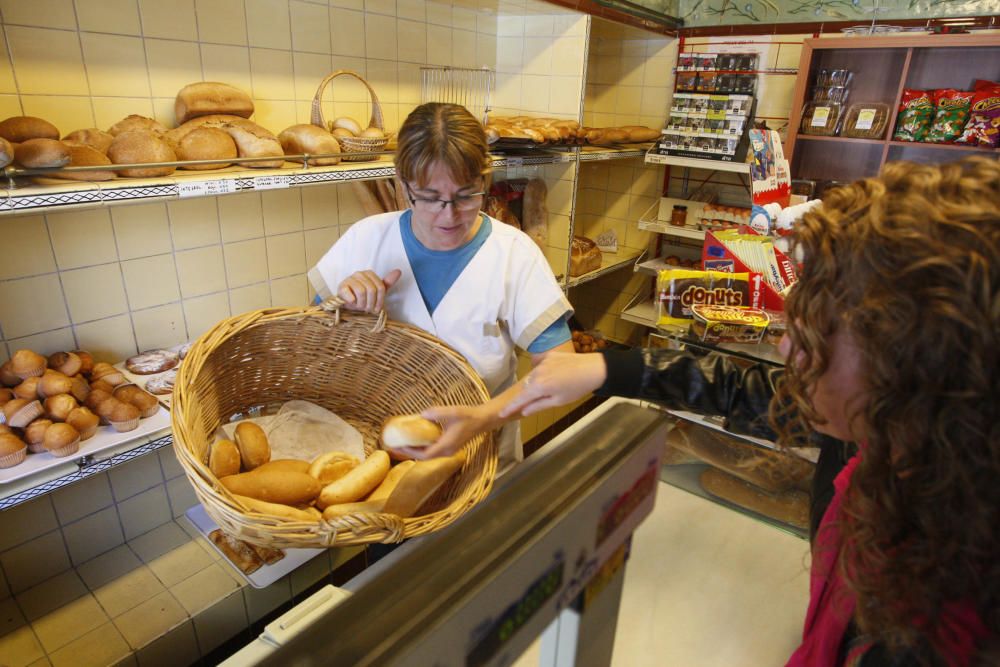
[785,34,999,186]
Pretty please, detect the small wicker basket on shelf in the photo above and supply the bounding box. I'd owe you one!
[311,70,389,162]
[171,299,497,548]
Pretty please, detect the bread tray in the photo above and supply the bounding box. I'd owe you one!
[0,406,171,484]
[186,503,327,588]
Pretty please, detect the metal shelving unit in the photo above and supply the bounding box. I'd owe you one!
[564,250,645,289]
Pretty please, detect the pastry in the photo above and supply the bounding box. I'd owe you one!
[84,388,113,413]
[125,349,179,375]
[1,361,21,387]
[71,350,94,376]
[90,362,125,386]
[24,418,53,454]
[113,384,159,418]
[3,398,44,428]
[38,372,73,399]
[0,433,28,468]
[0,388,12,406]
[145,369,177,395]
[105,399,140,432]
[48,352,82,377]
[44,394,78,422]
[66,407,99,441]
[10,349,46,379]
[13,377,41,401]
[69,376,90,403]
[43,422,81,457]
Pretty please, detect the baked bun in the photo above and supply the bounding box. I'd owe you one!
[10,349,47,379]
[13,377,40,401]
[66,407,100,440]
[209,439,241,478]
[63,128,114,154]
[72,350,95,376]
[15,138,71,169]
[0,433,27,468]
[44,393,78,422]
[90,362,125,386]
[108,114,167,137]
[55,142,116,181]
[175,82,254,125]
[3,398,44,428]
[0,362,21,387]
[175,127,238,170]
[84,388,113,413]
[331,117,362,136]
[0,116,59,143]
[38,372,73,399]
[381,415,442,449]
[108,130,177,178]
[24,418,53,452]
[278,124,341,166]
[43,422,81,457]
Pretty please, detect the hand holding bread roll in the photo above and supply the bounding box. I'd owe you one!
[382,415,442,448]
[317,450,390,508]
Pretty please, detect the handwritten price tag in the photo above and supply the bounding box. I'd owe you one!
[177,179,237,198]
[252,175,291,190]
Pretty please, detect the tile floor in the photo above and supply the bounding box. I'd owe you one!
[515,482,811,666]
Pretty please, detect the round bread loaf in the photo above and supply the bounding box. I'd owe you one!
[175,82,254,125]
[0,116,59,143]
[217,121,284,168]
[164,114,247,146]
[278,124,341,166]
[176,127,238,170]
[108,130,177,178]
[54,142,116,181]
[15,139,71,168]
[62,128,114,154]
[108,114,167,137]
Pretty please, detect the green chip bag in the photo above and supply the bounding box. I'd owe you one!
[926,89,975,143]
[892,89,936,142]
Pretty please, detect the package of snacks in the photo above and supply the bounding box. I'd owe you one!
[954,85,1000,148]
[926,89,976,143]
[690,305,770,344]
[800,101,842,136]
[656,269,763,327]
[842,103,890,139]
[892,89,936,142]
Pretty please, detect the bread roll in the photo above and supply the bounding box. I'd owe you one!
[699,468,810,530]
[63,128,114,154]
[175,82,254,124]
[278,124,341,166]
[210,439,241,478]
[65,407,99,440]
[383,451,465,518]
[217,121,284,168]
[253,458,311,475]
[234,421,270,470]
[317,450,390,508]
[0,137,12,168]
[0,116,59,143]
[331,117,362,136]
[15,139,71,168]
[381,415,442,449]
[108,130,177,177]
[38,372,72,398]
[367,460,415,501]
[48,352,82,377]
[54,142,116,181]
[220,470,322,506]
[175,127,238,170]
[322,499,385,521]
[308,452,359,484]
[108,115,167,137]
[233,494,320,523]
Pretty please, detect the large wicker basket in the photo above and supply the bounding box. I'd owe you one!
[171,300,497,548]
[311,70,389,162]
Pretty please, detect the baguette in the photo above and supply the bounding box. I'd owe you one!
[623,126,662,143]
[317,450,390,509]
[221,470,322,505]
[699,468,810,530]
[209,439,241,478]
[367,460,415,501]
[233,494,321,523]
[322,499,386,521]
[383,451,465,518]
[234,421,271,470]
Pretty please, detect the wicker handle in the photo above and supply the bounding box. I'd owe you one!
[310,70,385,133]
[317,295,388,332]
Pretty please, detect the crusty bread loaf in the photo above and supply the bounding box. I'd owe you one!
[107,130,177,177]
[383,451,465,518]
[0,116,59,143]
[221,470,322,505]
[15,139,71,168]
[53,142,116,181]
[63,128,114,154]
[234,421,270,470]
[164,114,248,146]
[570,235,602,277]
[700,468,810,530]
[217,120,284,168]
[209,439,241,478]
[0,137,13,168]
[175,127,237,170]
[175,82,254,124]
[278,124,341,166]
[108,114,167,137]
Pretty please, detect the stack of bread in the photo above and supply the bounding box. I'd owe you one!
[0,348,163,468]
[204,415,464,528]
[486,115,662,146]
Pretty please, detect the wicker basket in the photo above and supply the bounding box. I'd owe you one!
[171,299,497,548]
[311,70,389,162]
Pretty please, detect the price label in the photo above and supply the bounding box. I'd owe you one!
[177,179,237,198]
[593,152,610,160]
[854,109,877,131]
[810,106,831,128]
[252,175,291,190]
[505,157,524,168]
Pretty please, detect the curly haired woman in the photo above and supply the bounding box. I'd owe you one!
[424,157,999,666]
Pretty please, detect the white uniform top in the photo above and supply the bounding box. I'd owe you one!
[307,211,573,469]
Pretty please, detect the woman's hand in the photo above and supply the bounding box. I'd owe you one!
[499,352,608,418]
[401,404,494,460]
[337,268,402,313]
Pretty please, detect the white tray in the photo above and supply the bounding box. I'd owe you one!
[185,503,327,589]
[0,406,172,484]
[113,341,190,410]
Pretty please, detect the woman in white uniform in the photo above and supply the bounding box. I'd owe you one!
[308,102,574,471]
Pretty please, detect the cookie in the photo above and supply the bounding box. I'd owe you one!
[126,349,179,375]
[144,368,177,395]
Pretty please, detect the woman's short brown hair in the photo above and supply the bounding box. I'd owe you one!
[394,103,491,188]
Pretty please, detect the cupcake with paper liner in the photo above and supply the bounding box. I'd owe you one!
[72,350,94,376]
[89,379,115,394]
[44,394,78,422]
[0,433,27,468]
[90,362,125,386]
[84,388,113,415]
[13,377,40,401]
[2,398,44,428]
[66,407,99,440]
[113,384,159,418]
[43,422,80,457]
[24,418,52,454]
[105,399,140,432]
[38,372,73,399]
[0,424,13,436]
[0,361,20,387]
[69,376,90,403]
[47,351,82,377]
[10,349,47,379]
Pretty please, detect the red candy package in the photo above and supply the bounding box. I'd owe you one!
[955,86,1000,148]
[892,89,936,142]
[926,89,975,143]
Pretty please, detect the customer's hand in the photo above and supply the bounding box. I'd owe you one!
[337,269,401,313]
[500,353,608,418]
[404,404,494,460]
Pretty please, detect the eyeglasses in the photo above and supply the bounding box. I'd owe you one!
[404,183,485,213]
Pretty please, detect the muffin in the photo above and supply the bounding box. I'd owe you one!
[66,407,99,441]
[10,349,47,379]
[48,351,82,377]
[90,379,116,394]
[2,398,44,428]
[44,394,78,422]
[13,377,40,401]
[0,361,20,387]
[24,418,53,453]
[107,400,140,432]
[0,423,13,436]
[69,376,91,403]
[0,433,27,468]
[38,372,73,399]
[113,384,159,418]
[90,362,124,386]
[43,422,81,457]
[84,388,113,413]
[0,388,13,406]
[72,350,95,376]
